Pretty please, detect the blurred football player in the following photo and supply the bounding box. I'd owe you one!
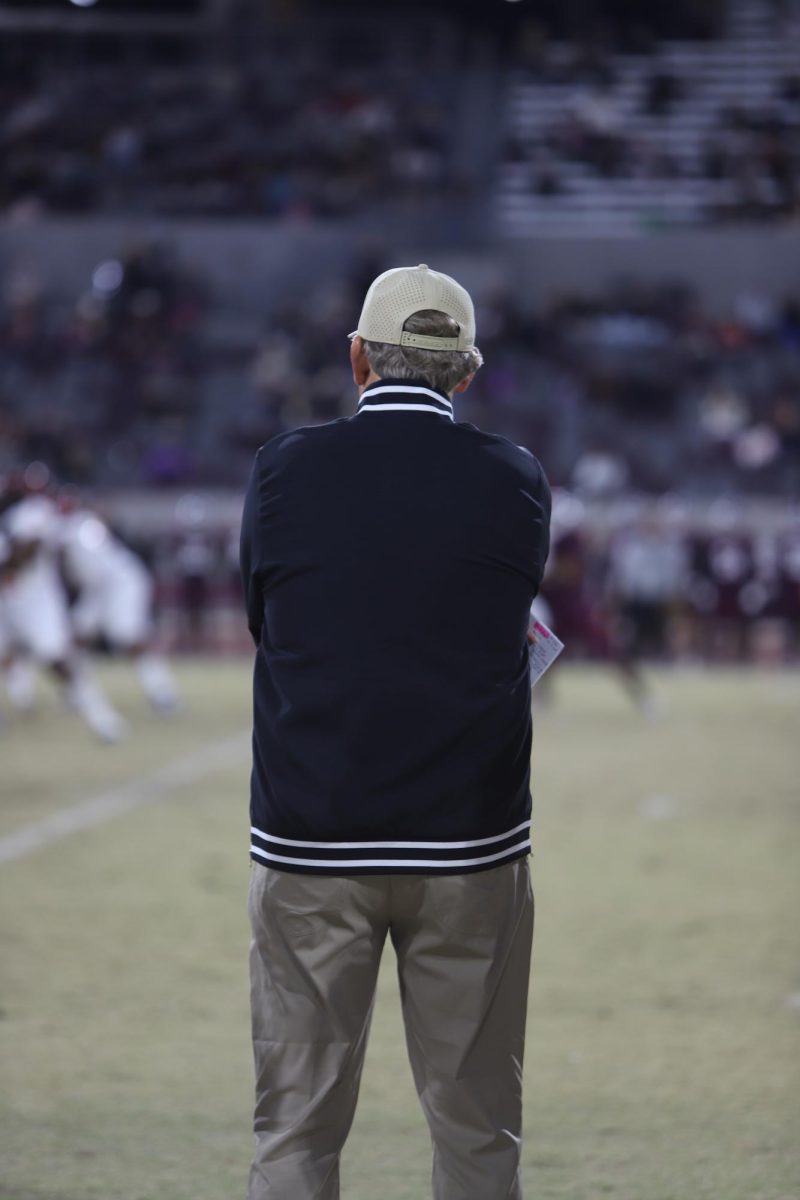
[0,529,15,727]
[538,490,662,716]
[58,495,180,714]
[609,510,688,663]
[0,476,127,741]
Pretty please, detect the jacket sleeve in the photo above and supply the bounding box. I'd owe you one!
[240,453,264,646]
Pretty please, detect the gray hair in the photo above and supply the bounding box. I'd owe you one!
[361,310,483,395]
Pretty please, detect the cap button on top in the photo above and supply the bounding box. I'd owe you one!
[418,263,429,270]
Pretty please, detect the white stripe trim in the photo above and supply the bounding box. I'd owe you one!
[357,403,454,420]
[250,819,531,851]
[250,838,531,871]
[360,384,452,410]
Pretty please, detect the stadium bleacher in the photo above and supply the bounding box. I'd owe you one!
[498,0,800,233]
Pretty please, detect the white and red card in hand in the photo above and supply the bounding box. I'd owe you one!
[528,617,564,686]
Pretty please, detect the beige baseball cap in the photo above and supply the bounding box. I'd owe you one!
[351,263,476,352]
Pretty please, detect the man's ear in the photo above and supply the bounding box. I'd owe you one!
[350,336,371,388]
[453,373,475,396]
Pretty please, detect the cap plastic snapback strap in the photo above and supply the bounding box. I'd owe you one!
[399,331,461,351]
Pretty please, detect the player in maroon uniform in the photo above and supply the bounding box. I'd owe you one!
[537,496,659,714]
[539,528,610,658]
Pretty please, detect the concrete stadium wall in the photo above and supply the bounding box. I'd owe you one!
[487,231,800,313]
[100,489,797,541]
[0,217,354,311]
[1,217,797,313]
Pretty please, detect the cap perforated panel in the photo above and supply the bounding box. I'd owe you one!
[356,265,476,350]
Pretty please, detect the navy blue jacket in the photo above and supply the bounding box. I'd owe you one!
[241,377,551,874]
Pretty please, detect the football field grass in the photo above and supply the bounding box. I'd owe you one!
[1,661,798,1200]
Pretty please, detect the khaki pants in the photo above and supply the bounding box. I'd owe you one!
[247,859,534,1200]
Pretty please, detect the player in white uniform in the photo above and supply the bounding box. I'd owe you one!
[59,502,180,713]
[0,529,13,726]
[0,489,127,741]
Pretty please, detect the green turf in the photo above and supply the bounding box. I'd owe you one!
[1,662,798,1200]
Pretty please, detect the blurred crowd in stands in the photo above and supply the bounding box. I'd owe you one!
[0,243,210,486]
[1,240,798,497]
[0,31,453,220]
[1,3,797,227]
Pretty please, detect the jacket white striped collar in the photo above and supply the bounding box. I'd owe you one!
[356,378,454,421]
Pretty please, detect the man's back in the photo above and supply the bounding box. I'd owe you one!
[244,267,551,1200]
[241,377,551,873]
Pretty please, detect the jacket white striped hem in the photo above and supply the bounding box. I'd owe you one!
[250,819,530,850]
[249,837,532,873]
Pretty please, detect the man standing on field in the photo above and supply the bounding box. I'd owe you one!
[240,264,551,1200]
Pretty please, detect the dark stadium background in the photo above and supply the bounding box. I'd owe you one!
[0,4,798,1198]
[1,0,798,660]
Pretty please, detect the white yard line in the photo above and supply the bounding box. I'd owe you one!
[0,730,250,865]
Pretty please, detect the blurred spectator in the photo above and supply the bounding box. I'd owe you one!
[174,524,217,650]
[643,64,683,118]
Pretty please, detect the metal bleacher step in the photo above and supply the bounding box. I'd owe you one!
[497,0,799,235]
